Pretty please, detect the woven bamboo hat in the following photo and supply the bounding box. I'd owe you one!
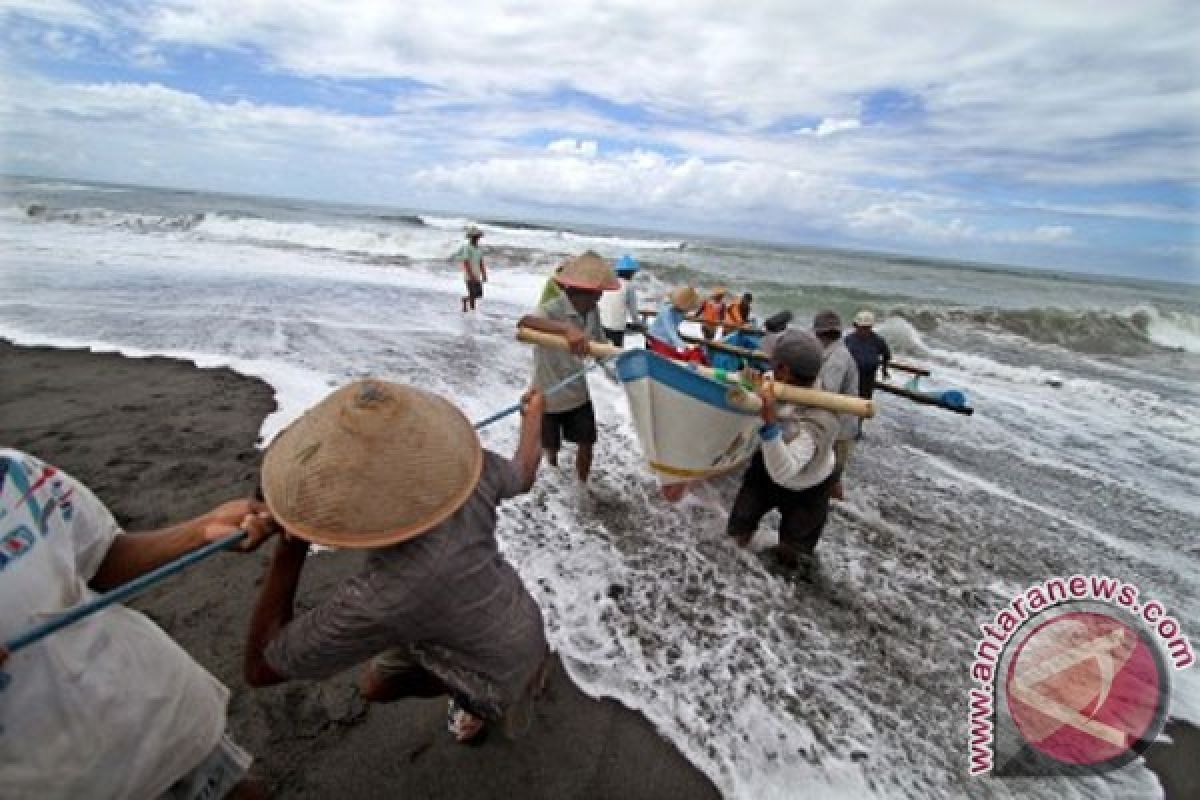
[668,286,701,311]
[554,251,620,291]
[262,379,483,548]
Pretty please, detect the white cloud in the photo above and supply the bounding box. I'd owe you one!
[546,138,598,158]
[797,118,861,137]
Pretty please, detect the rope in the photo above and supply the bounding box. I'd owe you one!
[1,357,609,674]
[472,360,604,430]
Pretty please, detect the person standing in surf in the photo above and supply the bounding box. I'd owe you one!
[843,310,891,435]
[726,330,839,579]
[813,310,859,500]
[598,254,642,347]
[518,251,619,483]
[457,225,488,313]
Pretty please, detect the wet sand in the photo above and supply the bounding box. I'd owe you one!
[0,339,719,799]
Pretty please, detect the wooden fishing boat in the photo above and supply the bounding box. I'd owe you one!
[614,348,764,485]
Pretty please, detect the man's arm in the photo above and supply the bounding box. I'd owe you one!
[479,256,488,282]
[518,314,591,355]
[512,389,545,492]
[90,499,275,591]
[243,535,310,687]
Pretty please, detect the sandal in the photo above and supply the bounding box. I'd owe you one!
[447,697,486,744]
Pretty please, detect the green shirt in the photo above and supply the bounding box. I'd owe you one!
[457,243,485,281]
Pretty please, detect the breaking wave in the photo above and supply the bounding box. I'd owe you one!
[890,306,1193,356]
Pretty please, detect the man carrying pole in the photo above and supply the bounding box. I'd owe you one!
[517,251,620,483]
[0,448,276,800]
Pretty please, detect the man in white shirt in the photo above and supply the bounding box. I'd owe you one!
[597,255,641,347]
[726,331,840,577]
[0,448,276,800]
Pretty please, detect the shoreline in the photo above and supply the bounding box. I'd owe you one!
[0,338,720,799]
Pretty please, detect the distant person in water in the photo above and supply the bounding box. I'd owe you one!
[457,225,487,312]
[726,331,839,579]
[724,292,753,329]
[698,288,729,340]
[244,380,550,746]
[813,311,859,501]
[646,286,707,365]
[518,252,619,483]
[598,255,642,347]
[843,310,890,437]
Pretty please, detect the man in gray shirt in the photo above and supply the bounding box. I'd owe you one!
[518,251,619,483]
[244,379,549,744]
[813,310,860,500]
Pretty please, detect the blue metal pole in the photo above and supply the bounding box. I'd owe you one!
[3,530,247,656]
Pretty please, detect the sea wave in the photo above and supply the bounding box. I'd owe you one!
[890,305,1192,356]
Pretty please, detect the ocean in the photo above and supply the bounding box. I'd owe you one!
[1,175,1196,799]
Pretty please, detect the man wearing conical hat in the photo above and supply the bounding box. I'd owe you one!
[456,225,487,313]
[518,251,618,483]
[646,286,709,365]
[244,380,549,744]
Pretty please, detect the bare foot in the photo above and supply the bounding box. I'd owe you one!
[830,480,845,501]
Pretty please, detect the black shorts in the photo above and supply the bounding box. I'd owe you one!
[465,279,483,299]
[541,402,597,450]
[604,328,625,347]
[726,452,838,554]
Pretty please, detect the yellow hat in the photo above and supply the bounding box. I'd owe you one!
[669,286,702,311]
[262,380,482,548]
[709,287,729,299]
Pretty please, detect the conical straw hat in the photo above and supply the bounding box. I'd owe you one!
[553,251,620,291]
[669,286,701,311]
[262,379,483,548]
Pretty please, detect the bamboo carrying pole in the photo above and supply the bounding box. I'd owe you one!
[516,327,875,418]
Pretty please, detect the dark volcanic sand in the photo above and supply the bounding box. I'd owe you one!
[0,339,719,799]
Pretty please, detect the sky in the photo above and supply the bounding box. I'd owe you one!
[1,0,1197,283]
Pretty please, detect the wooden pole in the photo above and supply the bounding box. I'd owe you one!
[874,382,974,415]
[680,333,766,360]
[889,361,931,377]
[516,328,875,418]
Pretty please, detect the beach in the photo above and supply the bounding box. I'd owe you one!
[2,177,1198,799]
[0,339,720,799]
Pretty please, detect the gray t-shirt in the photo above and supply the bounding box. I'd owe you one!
[532,293,607,413]
[817,340,860,442]
[265,451,547,716]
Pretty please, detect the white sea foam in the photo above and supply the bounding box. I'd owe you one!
[1138,306,1200,353]
[1,199,1196,800]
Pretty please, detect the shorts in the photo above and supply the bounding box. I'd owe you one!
[726,452,839,554]
[465,279,484,299]
[541,402,597,450]
[159,732,253,800]
[834,439,856,471]
[604,328,625,348]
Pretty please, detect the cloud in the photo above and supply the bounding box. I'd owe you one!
[0,1,1195,277]
[546,138,599,158]
[797,118,861,137]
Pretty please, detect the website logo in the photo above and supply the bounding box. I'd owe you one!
[968,576,1192,778]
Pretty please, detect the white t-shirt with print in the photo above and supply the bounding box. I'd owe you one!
[0,449,229,800]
